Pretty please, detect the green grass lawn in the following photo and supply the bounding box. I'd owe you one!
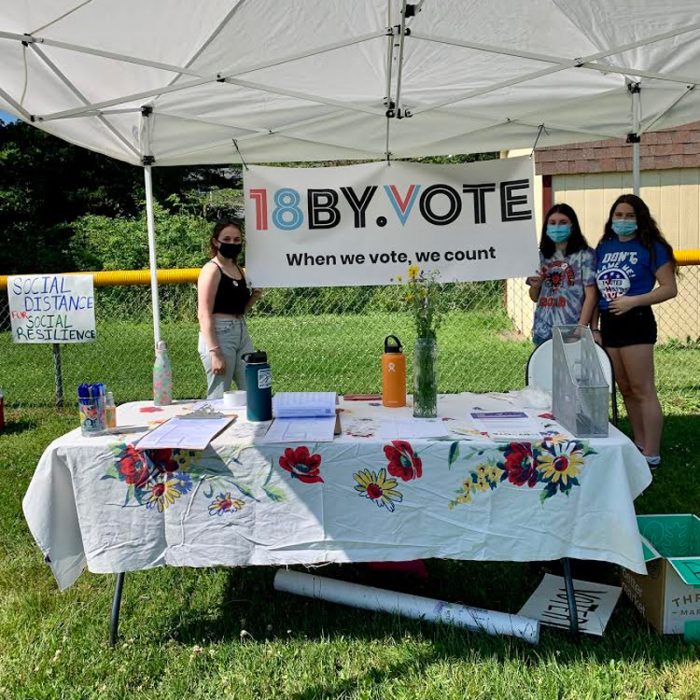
[2,310,699,413]
[1,314,699,698]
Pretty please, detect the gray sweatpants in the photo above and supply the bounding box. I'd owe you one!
[198,318,255,399]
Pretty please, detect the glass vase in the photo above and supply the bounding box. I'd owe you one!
[413,336,438,418]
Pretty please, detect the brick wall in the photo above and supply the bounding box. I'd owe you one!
[535,122,700,175]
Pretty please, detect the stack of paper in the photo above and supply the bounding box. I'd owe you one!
[273,392,337,418]
[265,392,337,443]
[470,411,542,441]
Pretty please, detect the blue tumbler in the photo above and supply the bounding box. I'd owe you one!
[78,383,106,435]
[242,351,272,421]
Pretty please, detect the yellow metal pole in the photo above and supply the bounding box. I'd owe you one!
[1,250,699,292]
[0,268,201,290]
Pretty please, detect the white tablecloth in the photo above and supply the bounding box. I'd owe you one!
[23,394,652,590]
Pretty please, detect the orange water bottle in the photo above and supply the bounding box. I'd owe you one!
[382,335,406,407]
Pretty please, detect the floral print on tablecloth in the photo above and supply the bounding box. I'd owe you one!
[277,446,323,483]
[448,439,594,509]
[104,444,264,515]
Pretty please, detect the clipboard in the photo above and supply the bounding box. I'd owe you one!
[136,413,236,450]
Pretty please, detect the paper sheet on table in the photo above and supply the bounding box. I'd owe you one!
[136,416,234,450]
[273,392,336,418]
[376,418,450,440]
[470,411,542,440]
[262,416,336,443]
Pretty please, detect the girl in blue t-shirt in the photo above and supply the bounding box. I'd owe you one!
[594,194,677,469]
[526,203,597,345]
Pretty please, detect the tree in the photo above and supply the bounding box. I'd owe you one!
[0,121,241,274]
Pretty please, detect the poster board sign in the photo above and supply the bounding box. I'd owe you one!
[518,574,622,636]
[244,156,538,287]
[7,273,96,343]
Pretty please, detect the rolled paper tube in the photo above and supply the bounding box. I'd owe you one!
[273,569,540,644]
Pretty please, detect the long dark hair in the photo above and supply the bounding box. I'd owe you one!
[601,194,677,273]
[539,203,588,258]
[209,219,244,258]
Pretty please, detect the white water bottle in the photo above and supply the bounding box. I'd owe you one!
[153,341,173,406]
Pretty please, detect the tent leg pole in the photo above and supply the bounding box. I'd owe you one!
[109,572,126,647]
[561,558,579,635]
[144,164,161,347]
[632,85,641,196]
[632,140,640,196]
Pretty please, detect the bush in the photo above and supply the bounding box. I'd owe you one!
[69,204,210,272]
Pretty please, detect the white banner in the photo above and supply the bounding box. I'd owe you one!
[8,274,96,343]
[244,157,538,287]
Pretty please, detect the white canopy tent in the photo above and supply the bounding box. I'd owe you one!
[2,0,700,342]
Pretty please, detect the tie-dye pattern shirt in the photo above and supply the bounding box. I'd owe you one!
[532,247,596,342]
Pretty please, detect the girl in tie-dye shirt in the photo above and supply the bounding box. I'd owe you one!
[526,203,597,345]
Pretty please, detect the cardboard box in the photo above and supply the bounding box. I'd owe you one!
[621,514,700,634]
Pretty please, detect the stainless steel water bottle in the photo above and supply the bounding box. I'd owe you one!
[382,335,407,407]
[242,351,272,421]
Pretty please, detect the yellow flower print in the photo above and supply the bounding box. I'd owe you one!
[407,264,420,281]
[354,468,403,512]
[542,433,569,446]
[537,445,584,485]
[449,476,476,508]
[145,477,182,512]
[208,492,245,516]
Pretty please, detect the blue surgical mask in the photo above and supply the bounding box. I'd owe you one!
[612,220,637,237]
[546,224,571,243]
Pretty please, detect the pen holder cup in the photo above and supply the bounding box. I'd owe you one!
[79,395,107,436]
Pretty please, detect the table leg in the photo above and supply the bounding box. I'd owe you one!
[561,558,579,634]
[109,572,125,647]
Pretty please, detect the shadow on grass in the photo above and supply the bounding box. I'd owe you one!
[135,557,695,679]
[1,417,38,435]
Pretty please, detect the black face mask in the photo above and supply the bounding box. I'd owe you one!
[217,242,242,259]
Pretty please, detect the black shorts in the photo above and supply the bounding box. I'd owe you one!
[600,305,657,348]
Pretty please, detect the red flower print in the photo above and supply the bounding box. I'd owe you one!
[502,442,539,487]
[139,406,163,413]
[149,448,178,473]
[383,440,422,481]
[117,445,150,487]
[278,446,324,484]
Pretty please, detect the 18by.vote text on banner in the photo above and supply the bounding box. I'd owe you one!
[244,156,539,287]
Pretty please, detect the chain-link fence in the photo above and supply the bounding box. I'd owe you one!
[1,266,699,414]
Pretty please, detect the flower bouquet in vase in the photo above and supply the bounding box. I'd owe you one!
[397,265,445,418]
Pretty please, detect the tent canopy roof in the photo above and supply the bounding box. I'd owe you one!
[2,0,700,166]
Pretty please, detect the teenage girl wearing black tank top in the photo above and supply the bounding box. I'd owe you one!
[197,221,262,398]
